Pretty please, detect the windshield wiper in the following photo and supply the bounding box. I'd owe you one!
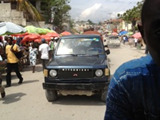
[56,54,78,56]
[83,54,101,57]
[70,54,78,56]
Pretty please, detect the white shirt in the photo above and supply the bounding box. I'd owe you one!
[39,43,50,59]
[134,38,138,43]
[54,42,57,48]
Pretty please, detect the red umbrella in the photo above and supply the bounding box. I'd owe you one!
[12,32,29,37]
[21,34,40,43]
[61,31,71,36]
[34,38,41,43]
[41,35,52,41]
[132,32,142,39]
[111,32,118,36]
[46,32,59,37]
[83,30,103,40]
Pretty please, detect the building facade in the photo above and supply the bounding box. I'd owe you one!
[0,0,45,27]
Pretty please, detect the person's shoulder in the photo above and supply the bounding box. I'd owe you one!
[39,44,43,47]
[114,55,153,78]
[45,43,49,47]
[6,44,11,48]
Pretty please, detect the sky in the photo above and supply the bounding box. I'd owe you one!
[68,0,141,23]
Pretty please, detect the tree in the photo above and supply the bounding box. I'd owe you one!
[41,0,71,28]
[87,19,94,25]
[117,0,144,32]
[10,0,44,22]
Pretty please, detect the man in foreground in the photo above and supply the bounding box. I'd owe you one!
[104,0,160,119]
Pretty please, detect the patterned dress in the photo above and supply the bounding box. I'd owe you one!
[29,47,38,66]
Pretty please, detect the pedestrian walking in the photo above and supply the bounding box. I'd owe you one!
[5,37,23,87]
[134,37,138,47]
[54,37,59,48]
[29,43,38,73]
[39,38,50,69]
[122,35,126,44]
[49,37,54,60]
[0,45,6,98]
[104,0,160,119]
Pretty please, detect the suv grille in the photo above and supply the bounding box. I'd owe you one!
[58,69,93,79]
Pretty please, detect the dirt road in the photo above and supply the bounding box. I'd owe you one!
[0,45,146,120]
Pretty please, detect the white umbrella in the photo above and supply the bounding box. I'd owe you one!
[0,22,26,35]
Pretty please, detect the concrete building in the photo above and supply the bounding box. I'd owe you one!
[0,1,26,26]
[0,0,45,27]
[73,21,94,33]
[104,19,132,32]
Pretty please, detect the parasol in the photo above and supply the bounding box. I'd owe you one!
[21,34,41,43]
[83,30,103,40]
[132,32,142,39]
[0,22,26,35]
[61,31,71,36]
[118,31,128,36]
[46,32,59,37]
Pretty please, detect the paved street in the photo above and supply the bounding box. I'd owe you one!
[0,45,146,120]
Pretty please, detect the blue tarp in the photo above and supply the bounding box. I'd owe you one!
[118,31,128,36]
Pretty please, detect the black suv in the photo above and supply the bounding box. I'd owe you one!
[43,34,110,102]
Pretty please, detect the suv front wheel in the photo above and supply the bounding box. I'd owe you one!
[45,90,57,102]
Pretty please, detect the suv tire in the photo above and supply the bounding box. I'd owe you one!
[45,90,57,102]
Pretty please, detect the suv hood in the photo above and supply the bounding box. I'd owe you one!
[48,56,106,67]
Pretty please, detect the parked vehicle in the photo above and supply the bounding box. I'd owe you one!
[104,35,121,47]
[42,34,110,102]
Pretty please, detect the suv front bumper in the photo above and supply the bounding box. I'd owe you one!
[43,82,109,91]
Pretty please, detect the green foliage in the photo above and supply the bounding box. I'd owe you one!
[41,0,71,27]
[10,0,44,21]
[87,19,94,25]
[117,0,144,32]
[117,1,143,21]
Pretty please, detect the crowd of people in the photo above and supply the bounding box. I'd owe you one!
[0,35,59,98]
[120,35,144,49]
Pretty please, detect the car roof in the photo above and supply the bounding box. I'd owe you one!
[60,34,101,39]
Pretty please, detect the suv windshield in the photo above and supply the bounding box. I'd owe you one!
[56,37,104,55]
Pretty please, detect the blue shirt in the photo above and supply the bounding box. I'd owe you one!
[104,55,160,120]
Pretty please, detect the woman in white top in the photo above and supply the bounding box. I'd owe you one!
[29,43,38,73]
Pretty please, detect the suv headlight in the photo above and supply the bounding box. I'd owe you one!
[49,70,57,77]
[95,69,103,77]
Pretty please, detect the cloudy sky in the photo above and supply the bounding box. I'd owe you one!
[68,0,141,23]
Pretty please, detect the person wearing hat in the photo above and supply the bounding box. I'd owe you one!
[39,38,50,69]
